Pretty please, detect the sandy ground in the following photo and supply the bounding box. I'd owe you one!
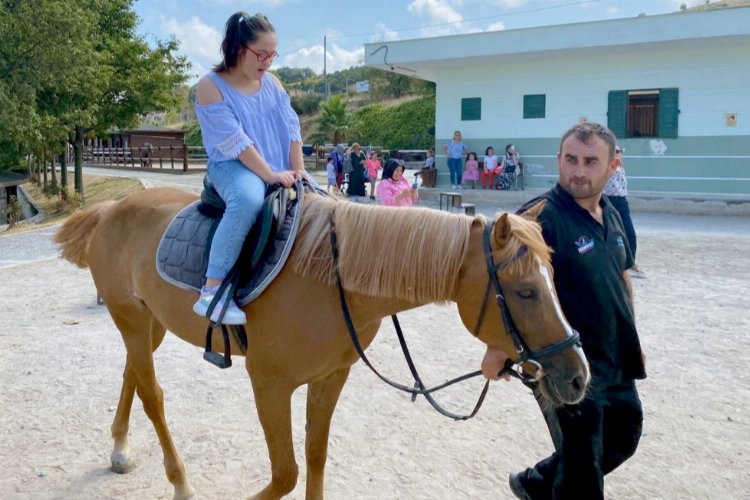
[1,195,749,499]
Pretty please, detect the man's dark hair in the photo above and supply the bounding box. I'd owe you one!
[213,12,275,73]
[559,122,617,161]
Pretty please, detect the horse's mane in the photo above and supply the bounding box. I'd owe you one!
[292,194,551,303]
[292,194,473,302]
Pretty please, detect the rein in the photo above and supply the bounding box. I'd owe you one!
[328,209,580,420]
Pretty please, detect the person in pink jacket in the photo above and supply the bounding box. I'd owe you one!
[377,160,418,207]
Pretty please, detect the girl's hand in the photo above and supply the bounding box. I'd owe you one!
[269,170,296,187]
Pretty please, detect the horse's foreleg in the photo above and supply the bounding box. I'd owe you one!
[111,320,167,474]
[247,373,298,500]
[304,368,351,500]
[114,312,195,500]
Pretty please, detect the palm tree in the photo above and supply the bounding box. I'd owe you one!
[315,95,355,145]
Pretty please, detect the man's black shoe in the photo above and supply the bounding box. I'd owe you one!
[509,472,533,500]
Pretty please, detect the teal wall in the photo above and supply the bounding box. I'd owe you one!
[435,135,750,195]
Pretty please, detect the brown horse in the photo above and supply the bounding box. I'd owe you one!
[54,187,589,500]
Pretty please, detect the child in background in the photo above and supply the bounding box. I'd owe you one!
[462,152,480,189]
[364,150,381,199]
[481,146,498,189]
[326,156,337,193]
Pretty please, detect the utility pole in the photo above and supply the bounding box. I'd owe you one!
[323,35,329,100]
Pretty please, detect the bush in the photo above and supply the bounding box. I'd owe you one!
[291,93,324,116]
[5,195,21,228]
[43,179,60,198]
[353,96,435,150]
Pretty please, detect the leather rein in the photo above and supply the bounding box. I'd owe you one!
[329,210,580,421]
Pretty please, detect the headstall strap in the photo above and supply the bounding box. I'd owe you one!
[479,221,580,381]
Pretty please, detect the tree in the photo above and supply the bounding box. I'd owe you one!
[0,0,96,173]
[0,0,190,200]
[314,95,356,145]
[273,67,316,86]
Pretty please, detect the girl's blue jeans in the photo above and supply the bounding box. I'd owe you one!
[206,159,266,280]
[447,157,463,185]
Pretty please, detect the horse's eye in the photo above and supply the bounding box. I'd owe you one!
[516,289,536,299]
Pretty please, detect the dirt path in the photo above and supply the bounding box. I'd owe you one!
[1,210,749,499]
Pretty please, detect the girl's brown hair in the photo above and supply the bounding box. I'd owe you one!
[213,12,275,73]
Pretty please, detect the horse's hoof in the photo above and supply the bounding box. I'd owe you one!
[110,452,137,474]
[174,484,197,500]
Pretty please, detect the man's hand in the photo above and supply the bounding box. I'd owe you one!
[481,346,512,381]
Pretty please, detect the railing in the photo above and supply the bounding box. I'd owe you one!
[84,145,209,172]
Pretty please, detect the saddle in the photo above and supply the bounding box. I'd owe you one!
[156,176,308,307]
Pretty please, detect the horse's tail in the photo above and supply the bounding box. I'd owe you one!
[54,201,115,268]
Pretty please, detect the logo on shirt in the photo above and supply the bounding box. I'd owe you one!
[616,236,625,247]
[575,235,595,254]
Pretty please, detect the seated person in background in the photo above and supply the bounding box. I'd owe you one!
[462,152,480,189]
[423,148,435,168]
[377,159,418,207]
[481,146,498,189]
[496,144,520,190]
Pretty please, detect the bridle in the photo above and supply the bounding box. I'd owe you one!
[329,210,580,420]
[473,221,581,384]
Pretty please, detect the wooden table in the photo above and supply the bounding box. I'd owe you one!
[439,192,462,212]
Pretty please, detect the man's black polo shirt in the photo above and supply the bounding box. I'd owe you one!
[519,184,646,385]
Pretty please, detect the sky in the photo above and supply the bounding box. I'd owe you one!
[133,0,708,83]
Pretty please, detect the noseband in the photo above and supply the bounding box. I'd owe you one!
[474,221,581,384]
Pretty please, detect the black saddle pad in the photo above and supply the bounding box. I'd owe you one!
[156,181,306,306]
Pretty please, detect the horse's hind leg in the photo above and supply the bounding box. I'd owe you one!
[111,311,196,500]
[110,317,167,474]
[247,372,298,500]
[305,368,351,500]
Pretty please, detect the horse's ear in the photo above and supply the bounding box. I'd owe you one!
[493,213,512,248]
[520,200,546,222]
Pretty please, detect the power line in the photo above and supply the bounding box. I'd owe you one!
[325,0,601,40]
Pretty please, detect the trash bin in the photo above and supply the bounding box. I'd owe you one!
[421,168,437,187]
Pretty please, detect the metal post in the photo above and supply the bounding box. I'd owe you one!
[323,35,328,99]
[182,143,188,172]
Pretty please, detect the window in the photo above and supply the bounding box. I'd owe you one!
[523,94,546,119]
[608,88,679,138]
[461,97,481,121]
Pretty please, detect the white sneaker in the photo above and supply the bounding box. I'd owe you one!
[192,285,247,324]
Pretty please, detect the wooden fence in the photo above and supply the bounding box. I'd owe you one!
[84,145,208,172]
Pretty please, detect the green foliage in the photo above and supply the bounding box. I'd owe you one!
[43,179,61,198]
[5,195,22,228]
[314,95,357,145]
[0,0,191,195]
[183,120,203,147]
[290,93,324,116]
[353,96,435,150]
[273,67,316,85]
